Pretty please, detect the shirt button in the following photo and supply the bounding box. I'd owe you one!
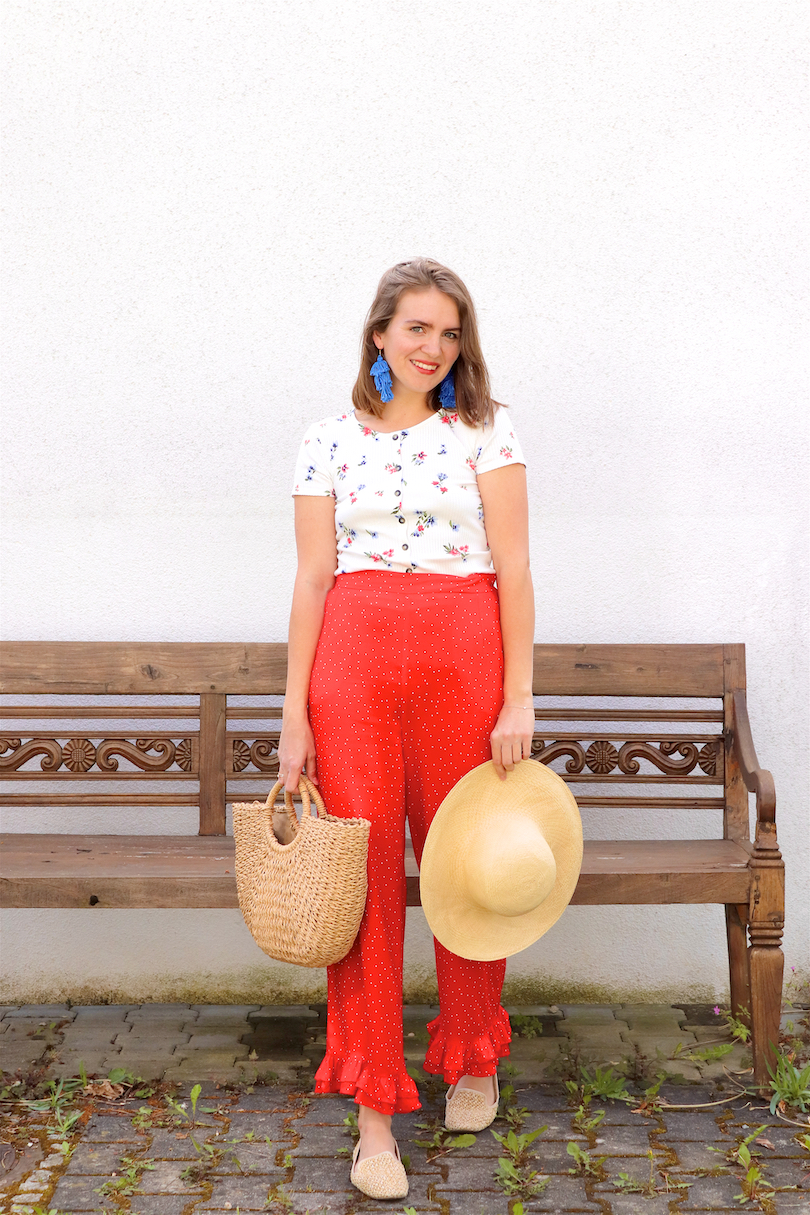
[395,489,401,496]
[402,544,409,550]
[405,567,412,573]
[398,516,405,523]
[392,434,399,440]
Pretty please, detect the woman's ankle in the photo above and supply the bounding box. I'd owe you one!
[356,1103,396,1160]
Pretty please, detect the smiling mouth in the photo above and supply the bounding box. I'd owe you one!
[411,360,440,374]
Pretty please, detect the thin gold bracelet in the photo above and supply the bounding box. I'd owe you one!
[504,704,534,710]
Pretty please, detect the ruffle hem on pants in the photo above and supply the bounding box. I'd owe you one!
[423,1006,512,1084]
[314,1050,422,1115]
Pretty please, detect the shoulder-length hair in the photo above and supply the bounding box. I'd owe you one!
[351,258,503,427]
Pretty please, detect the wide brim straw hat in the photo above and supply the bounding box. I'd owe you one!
[420,759,583,961]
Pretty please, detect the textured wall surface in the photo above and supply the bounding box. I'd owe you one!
[2,0,807,1003]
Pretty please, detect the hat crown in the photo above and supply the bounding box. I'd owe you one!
[465,813,557,918]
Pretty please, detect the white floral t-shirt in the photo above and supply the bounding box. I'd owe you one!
[292,406,525,576]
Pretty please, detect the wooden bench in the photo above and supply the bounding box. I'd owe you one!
[0,641,783,1086]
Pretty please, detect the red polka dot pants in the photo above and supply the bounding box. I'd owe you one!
[308,570,511,1115]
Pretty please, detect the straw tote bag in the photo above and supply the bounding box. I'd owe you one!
[232,775,371,968]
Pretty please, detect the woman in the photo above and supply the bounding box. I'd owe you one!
[278,258,535,1200]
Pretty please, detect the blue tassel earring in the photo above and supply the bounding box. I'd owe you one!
[438,367,456,410]
[370,350,394,403]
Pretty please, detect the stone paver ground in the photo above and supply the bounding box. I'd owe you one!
[1,1003,808,1214]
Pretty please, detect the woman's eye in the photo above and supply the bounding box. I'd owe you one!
[444,332,459,340]
[410,325,424,333]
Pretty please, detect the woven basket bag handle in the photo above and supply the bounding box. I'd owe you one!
[261,773,326,839]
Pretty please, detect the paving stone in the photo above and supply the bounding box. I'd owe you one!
[128,1199,195,1215]
[296,1103,354,1127]
[678,1172,752,1207]
[658,1111,729,1140]
[745,1126,810,1156]
[288,1155,356,1190]
[225,1111,291,1140]
[664,1139,732,1171]
[71,1005,136,1022]
[117,1026,190,1043]
[103,1059,168,1078]
[137,1128,202,1158]
[291,1123,353,1156]
[188,1004,260,1022]
[259,1198,348,1214]
[136,1159,205,1192]
[83,1114,142,1142]
[773,1192,810,1212]
[512,1175,600,1210]
[248,1005,321,1021]
[197,1176,277,1207]
[594,1124,657,1152]
[558,1004,622,1023]
[51,1174,112,1208]
[596,1196,674,1215]
[594,1153,668,1187]
[620,1004,688,1027]
[762,1157,810,1188]
[214,1139,282,1172]
[0,1042,49,1072]
[436,1154,506,1189]
[235,1060,306,1085]
[64,1141,135,1173]
[514,1085,569,1112]
[175,1033,251,1053]
[3,1004,76,1019]
[125,1004,194,1020]
[50,1054,119,1078]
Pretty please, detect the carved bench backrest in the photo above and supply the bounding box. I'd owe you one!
[0,642,747,841]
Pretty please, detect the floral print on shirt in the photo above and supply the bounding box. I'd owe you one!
[291,407,525,576]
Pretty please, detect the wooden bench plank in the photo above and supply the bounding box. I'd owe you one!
[1,641,726,698]
[0,642,289,696]
[0,834,752,910]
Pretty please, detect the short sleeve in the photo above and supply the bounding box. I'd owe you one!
[474,407,525,474]
[292,424,334,496]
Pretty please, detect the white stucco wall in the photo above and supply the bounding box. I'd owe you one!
[2,1,807,1004]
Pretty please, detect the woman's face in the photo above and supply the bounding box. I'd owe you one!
[374,287,461,397]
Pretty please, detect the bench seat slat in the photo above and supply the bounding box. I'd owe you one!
[0,834,752,910]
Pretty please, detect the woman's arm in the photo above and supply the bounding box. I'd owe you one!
[478,462,535,779]
[277,495,337,791]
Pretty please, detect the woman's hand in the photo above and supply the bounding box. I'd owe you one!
[278,712,318,793]
[490,704,535,780]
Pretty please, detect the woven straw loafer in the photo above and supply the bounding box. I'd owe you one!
[350,1139,409,1200]
[445,1074,499,1132]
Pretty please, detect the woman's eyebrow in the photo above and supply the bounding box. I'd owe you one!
[402,318,460,328]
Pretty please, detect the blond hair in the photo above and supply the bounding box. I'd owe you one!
[351,258,502,426]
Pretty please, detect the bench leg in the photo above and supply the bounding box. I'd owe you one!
[725,903,751,1023]
[748,827,785,1092]
[749,934,784,1091]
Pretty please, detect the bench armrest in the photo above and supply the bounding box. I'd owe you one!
[731,690,776,827]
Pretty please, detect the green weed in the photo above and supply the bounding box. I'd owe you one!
[510,1014,545,1038]
[671,1041,735,1064]
[614,1149,658,1196]
[567,1140,606,1177]
[414,1117,476,1160]
[95,1153,156,1197]
[767,1051,810,1114]
[566,1064,632,1105]
[730,1129,776,1204]
[572,1102,604,1135]
[491,1124,549,1199]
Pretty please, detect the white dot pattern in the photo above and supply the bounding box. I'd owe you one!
[308,570,512,1115]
